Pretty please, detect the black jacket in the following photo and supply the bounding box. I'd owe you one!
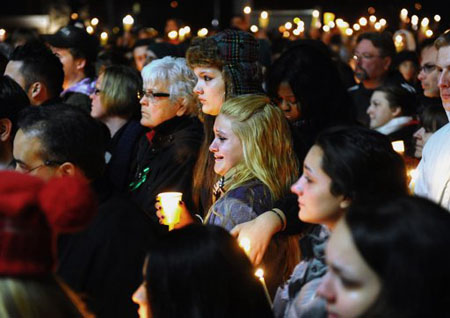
[129,115,203,231]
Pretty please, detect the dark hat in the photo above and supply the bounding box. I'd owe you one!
[0,171,97,276]
[43,25,98,60]
[213,30,262,96]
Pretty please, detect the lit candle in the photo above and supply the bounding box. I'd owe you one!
[323,12,335,27]
[359,17,368,27]
[259,11,269,29]
[255,268,272,306]
[243,6,251,15]
[86,26,94,35]
[408,168,418,193]
[400,9,408,23]
[168,30,178,40]
[100,32,108,46]
[0,29,6,42]
[391,140,405,154]
[394,34,404,52]
[311,10,320,29]
[197,28,208,37]
[157,192,183,231]
[123,15,134,32]
[91,17,99,27]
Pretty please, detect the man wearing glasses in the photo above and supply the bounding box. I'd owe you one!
[415,31,450,210]
[348,32,412,126]
[12,103,159,318]
[417,37,443,114]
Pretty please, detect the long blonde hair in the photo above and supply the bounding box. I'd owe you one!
[219,94,299,201]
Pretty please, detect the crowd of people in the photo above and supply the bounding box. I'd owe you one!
[1,14,450,318]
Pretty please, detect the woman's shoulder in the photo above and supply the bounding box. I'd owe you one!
[226,180,271,202]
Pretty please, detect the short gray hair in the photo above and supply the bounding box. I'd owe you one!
[141,56,198,116]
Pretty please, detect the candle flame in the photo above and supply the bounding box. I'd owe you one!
[197,28,208,37]
[123,15,134,26]
[243,6,251,14]
[255,268,264,279]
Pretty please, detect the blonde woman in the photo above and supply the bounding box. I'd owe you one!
[204,94,300,296]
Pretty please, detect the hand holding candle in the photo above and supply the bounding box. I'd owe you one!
[157,192,182,231]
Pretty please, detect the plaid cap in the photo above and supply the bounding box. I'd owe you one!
[0,171,97,276]
[187,29,262,97]
[212,30,262,96]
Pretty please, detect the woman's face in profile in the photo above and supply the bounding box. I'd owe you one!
[290,145,348,229]
[367,91,400,129]
[132,283,150,318]
[132,258,151,318]
[193,66,226,116]
[317,219,381,318]
[90,74,107,119]
[413,126,433,158]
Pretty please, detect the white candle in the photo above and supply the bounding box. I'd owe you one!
[157,192,182,231]
[391,140,405,154]
[255,268,272,306]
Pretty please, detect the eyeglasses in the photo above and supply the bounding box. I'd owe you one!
[138,90,171,102]
[419,63,436,74]
[353,53,383,61]
[15,160,63,174]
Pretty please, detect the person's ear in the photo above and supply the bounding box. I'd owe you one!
[391,106,402,117]
[75,58,87,71]
[339,198,351,210]
[30,82,44,99]
[0,118,13,142]
[55,162,77,177]
[175,98,188,117]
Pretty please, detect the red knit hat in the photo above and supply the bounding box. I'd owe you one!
[0,171,97,276]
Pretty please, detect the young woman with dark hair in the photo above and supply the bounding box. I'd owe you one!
[318,196,450,318]
[132,224,274,318]
[413,104,448,158]
[265,40,356,162]
[273,126,408,318]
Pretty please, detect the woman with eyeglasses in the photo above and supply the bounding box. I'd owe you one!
[90,65,144,191]
[128,56,202,232]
